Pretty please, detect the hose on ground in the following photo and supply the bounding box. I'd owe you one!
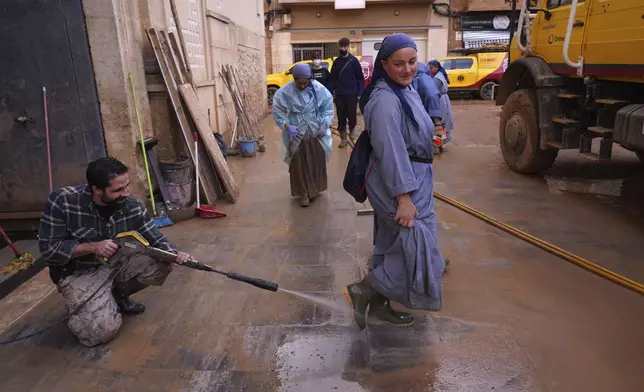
[434,191,644,296]
[330,127,644,296]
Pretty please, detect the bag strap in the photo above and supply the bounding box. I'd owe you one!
[360,159,376,196]
[338,57,356,78]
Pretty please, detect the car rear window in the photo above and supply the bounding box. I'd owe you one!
[443,58,474,70]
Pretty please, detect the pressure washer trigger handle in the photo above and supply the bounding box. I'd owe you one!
[180,259,218,273]
[182,259,208,270]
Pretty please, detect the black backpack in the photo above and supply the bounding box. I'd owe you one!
[343,130,375,203]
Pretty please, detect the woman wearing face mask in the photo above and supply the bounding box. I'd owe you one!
[344,33,446,330]
[310,53,330,91]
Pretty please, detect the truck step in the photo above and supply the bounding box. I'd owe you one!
[595,98,629,105]
[581,152,611,162]
[581,152,602,161]
[553,116,578,125]
[558,93,581,99]
[587,126,613,135]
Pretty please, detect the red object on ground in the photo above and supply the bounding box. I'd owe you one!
[197,204,227,219]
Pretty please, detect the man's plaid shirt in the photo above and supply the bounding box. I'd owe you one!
[39,184,174,270]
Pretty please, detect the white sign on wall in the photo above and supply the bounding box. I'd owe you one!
[335,0,366,10]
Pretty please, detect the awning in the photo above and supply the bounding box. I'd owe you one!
[462,30,510,49]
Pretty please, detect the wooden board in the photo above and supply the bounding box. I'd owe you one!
[146,28,218,205]
[166,31,189,85]
[159,30,226,199]
[179,83,239,203]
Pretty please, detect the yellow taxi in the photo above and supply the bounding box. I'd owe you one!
[437,50,508,100]
[266,56,374,104]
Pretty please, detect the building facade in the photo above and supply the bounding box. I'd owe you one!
[91,0,268,198]
[264,0,451,74]
[448,0,518,52]
[0,0,266,226]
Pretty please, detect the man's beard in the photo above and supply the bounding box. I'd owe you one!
[102,194,126,206]
[339,50,347,56]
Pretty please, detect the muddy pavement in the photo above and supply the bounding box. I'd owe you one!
[1,102,643,391]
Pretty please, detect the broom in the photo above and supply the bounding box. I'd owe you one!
[0,227,36,275]
[129,72,173,228]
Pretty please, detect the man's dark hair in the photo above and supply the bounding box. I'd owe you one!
[86,157,129,190]
[339,37,350,47]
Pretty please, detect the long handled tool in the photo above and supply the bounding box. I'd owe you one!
[42,87,53,193]
[193,131,227,219]
[129,72,173,227]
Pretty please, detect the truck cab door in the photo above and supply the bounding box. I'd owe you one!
[534,0,590,74]
[583,0,644,75]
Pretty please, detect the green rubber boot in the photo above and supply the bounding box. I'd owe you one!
[344,277,376,331]
[369,293,414,327]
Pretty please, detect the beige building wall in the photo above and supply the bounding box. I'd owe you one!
[82,0,266,200]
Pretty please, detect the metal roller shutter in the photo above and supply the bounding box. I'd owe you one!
[462,31,510,49]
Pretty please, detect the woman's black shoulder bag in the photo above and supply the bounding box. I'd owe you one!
[343,130,375,203]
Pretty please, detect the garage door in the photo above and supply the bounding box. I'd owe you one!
[462,31,510,49]
[362,32,428,63]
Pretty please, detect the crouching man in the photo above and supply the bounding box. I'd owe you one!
[38,157,191,346]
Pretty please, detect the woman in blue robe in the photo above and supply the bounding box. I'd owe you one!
[412,62,442,121]
[344,34,446,330]
[428,59,455,143]
[272,64,335,207]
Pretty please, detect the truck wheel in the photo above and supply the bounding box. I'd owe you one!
[478,81,498,100]
[499,89,558,173]
[267,86,279,105]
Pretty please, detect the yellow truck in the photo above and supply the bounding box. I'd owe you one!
[497,0,644,173]
[438,49,509,100]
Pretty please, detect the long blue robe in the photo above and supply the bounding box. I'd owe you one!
[364,79,444,311]
[432,72,454,143]
[412,70,442,120]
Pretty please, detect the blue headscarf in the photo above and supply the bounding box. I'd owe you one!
[428,60,450,85]
[416,62,429,76]
[358,33,419,128]
[292,63,312,79]
[291,63,319,115]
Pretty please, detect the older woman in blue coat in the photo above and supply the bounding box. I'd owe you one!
[272,63,334,207]
[344,34,446,330]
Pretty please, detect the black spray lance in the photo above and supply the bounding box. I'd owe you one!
[145,245,279,292]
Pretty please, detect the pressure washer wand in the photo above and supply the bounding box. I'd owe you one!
[144,245,279,292]
[180,259,279,292]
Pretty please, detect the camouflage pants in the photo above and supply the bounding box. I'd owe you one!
[56,252,172,347]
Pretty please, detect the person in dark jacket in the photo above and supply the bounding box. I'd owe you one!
[328,37,365,148]
[310,53,330,91]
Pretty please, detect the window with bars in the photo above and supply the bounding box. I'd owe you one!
[292,43,340,62]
